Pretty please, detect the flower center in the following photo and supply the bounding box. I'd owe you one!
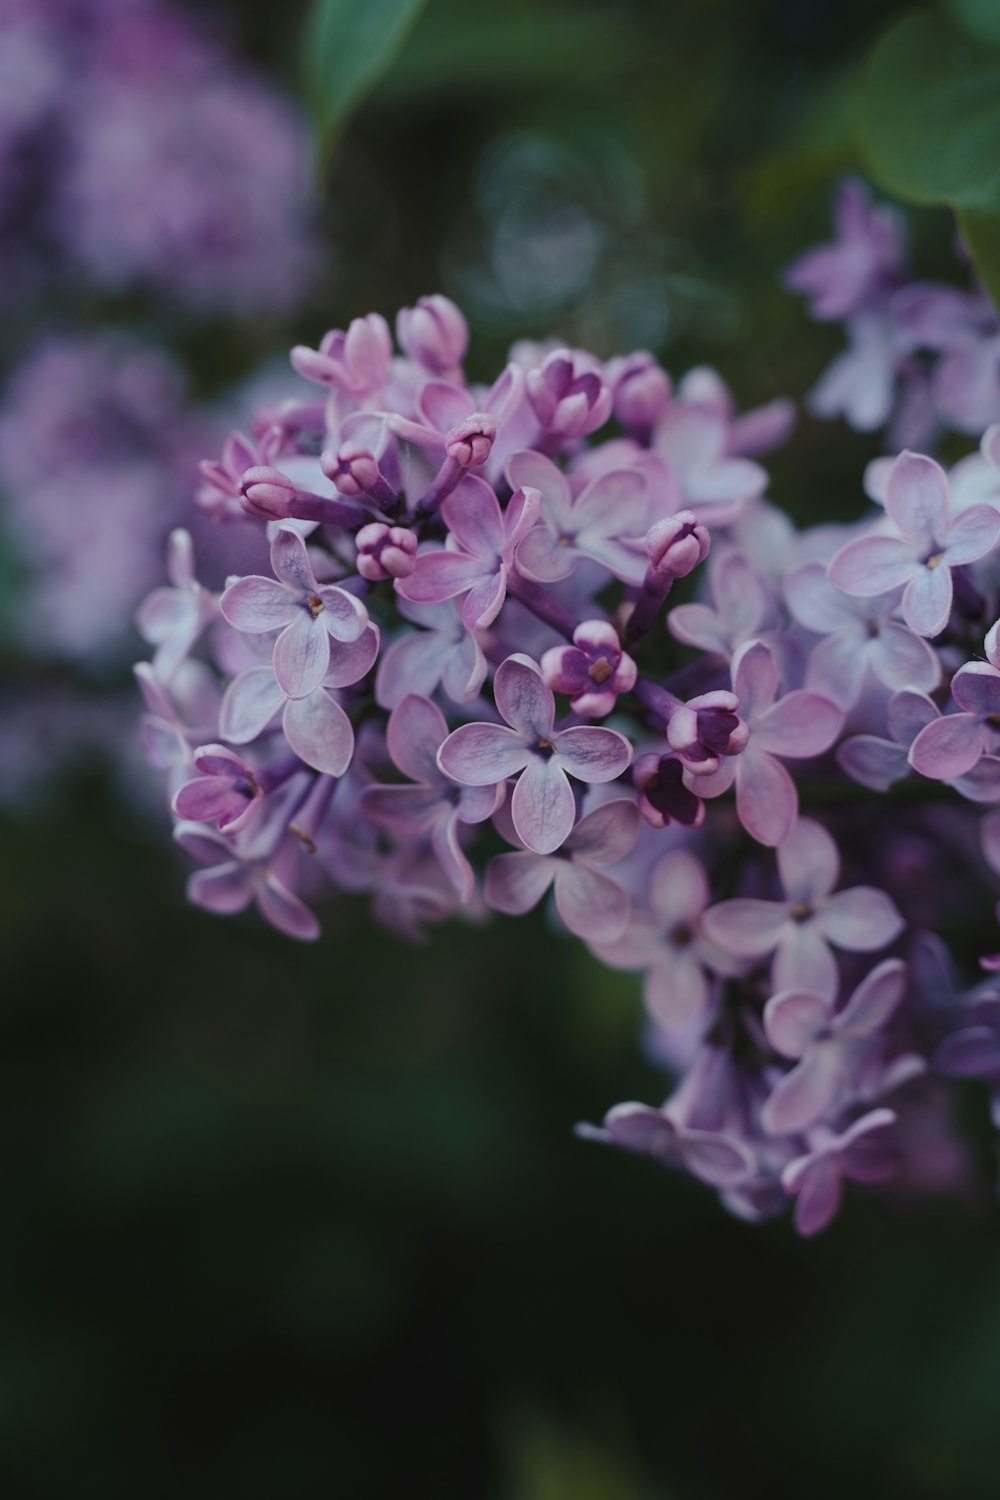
[790,902,812,922]
[924,550,945,570]
[670,923,693,947]
[306,592,325,618]
[588,656,614,685]
[536,737,556,758]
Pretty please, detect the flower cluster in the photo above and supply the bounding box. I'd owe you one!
[786,178,1000,448]
[137,264,1000,1235]
[0,0,316,312]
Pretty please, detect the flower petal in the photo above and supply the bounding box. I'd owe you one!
[835,958,907,1036]
[485,851,556,914]
[763,1050,841,1136]
[701,898,789,958]
[827,536,915,597]
[553,725,633,783]
[438,723,531,785]
[777,818,840,903]
[510,756,576,854]
[565,798,640,864]
[554,861,631,942]
[221,575,297,633]
[752,692,842,758]
[493,654,554,737]
[908,712,984,780]
[814,887,904,950]
[273,612,330,700]
[764,990,832,1058]
[884,451,949,546]
[220,667,285,743]
[282,690,354,776]
[735,748,798,847]
[901,563,952,638]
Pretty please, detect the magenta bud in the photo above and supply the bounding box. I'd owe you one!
[633,753,705,830]
[322,441,381,496]
[444,413,497,469]
[644,511,710,579]
[356,522,418,581]
[611,352,671,434]
[666,691,749,776]
[397,295,469,374]
[239,465,299,520]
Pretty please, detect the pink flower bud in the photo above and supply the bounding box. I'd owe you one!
[322,441,381,497]
[239,465,299,520]
[526,349,613,438]
[610,352,671,434]
[444,413,497,469]
[397,295,469,374]
[644,511,710,579]
[356,522,418,581]
[291,313,392,393]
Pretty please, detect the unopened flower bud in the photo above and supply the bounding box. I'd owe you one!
[322,441,381,497]
[666,690,749,776]
[610,351,671,437]
[356,522,418,581]
[239,465,299,520]
[526,349,613,439]
[397,295,469,375]
[291,313,392,393]
[644,511,711,580]
[444,413,496,469]
[633,753,705,829]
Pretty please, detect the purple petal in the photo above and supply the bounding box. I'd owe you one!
[835,958,907,1036]
[735,748,798,847]
[317,586,368,643]
[701,898,789,958]
[221,575,297,633]
[273,612,331,700]
[773,922,839,1000]
[901,563,952,638]
[675,1129,755,1188]
[752,692,843,758]
[732,640,777,718]
[506,449,573,526]
[565,798,640,864]
[869,622,941,694]
[790,1159,842,1236]
[649,849,709,925]
[514,525,574,583]
[441,476,504,560]
[837,735,910,791]
[827,536,915,597]
[777,818,839,903]
[387,694,448,783]
[644,952,710,1031]
[943,503,1000,565]
[763,1051,841,1137]
[282,690,354,776]
[510,756,576,854]
[485,851,555,914]
[884,452,949,546]
[362,783,445,832]
[173,776,244,827]
[553,726,633,784]
[952,662,1000,716]
[220,667,285,744]
[908,712,984,780]
[764,990,832,1058]
[805,630,868,708]
[188,863,252,915]
[554,861,631,942]
[271,523,319,593]
[256,873,320,941]
[326,625,380,689]
[935,1027,1000,1076]
[461,568,507,630]
[887,689,939,745]
[397,550,489,605]
[494,654,555,738]
[814,887,904,950]
[784,562,857,632]
[438,723,531,785]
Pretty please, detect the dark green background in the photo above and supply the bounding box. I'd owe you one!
[4,1,999,1494]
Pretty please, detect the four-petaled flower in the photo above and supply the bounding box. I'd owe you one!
[540,620,637,718]
[781,1108,897,1237]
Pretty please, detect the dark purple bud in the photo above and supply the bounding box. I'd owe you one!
[526,349,613,438]
[540,620,637,717]
[397,295,469,375]
[645,511,711,580]
[666,690,749,776]
[356,522,418,581]
[444,413,496,469]
[633,753,705,830]
[610,351,671,437]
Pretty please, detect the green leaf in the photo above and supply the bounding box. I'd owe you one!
[301,0,429,146]
[858,8,1000,302]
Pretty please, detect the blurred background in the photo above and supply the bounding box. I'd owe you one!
[2,0,999,1495]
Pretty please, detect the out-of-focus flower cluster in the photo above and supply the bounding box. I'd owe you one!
[135,252,1000,1235]
[0,0,316,313]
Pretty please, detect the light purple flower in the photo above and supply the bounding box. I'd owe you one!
[781,1109,897,1236]
[135,528,216,680]
[668,550,772,659]
[437,654,632,855]
[665,690,749,777]
[692,642,842,847]
[577,1102,756,1189]
[934,993,1000,1127]
[485,798,639,942]
[396,295,468,378]
[375,599,488,709]
[175,820,319,942]
[827,452,1000,638]
[703,818,904,1000]
[909,622,1000,780]
[221,524,369,699]
[291,314,392,394]
[396,478,540,629]
[632,754,706,830]
[526,348,612,439]
[505,449,649,584]
[762,959,908,1134]
[361,694,501,901]
[540,620,637,718]
[652,403,767,525]
[784,180,904,321]
[172,744,268,835]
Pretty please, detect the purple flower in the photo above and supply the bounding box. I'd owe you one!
[607,351,671,439]
[135,528,217,681]
[396,295,468,378]
[837,689,939,793]
[652,403,767,525]
[505,449,649,584]
[396,479,540,629]
[540,621,637,718]
[361,694,501,901]
[221,524,369,700]
[692,641,843,847]
[526,348,613,438]
[668,550,772,659]
[175,820,319,942]
[172,744,269,835]
[375,599,487,709]
[762,959,908,1135]
[665,690,749,777]
[784,180,904,321]
[437,655,632,854]
[485,798,639,942]
[291,314,392,394]
[355,523,418,582]
[703,818,904,1000]
[934,993,1000,1127]
[632,754,705,829]
[577,1102,755,1190]
[781,1109,897,1236]
[827,452,1000,638]
[908,623,1000,780]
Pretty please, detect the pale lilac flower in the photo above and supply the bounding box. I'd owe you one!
[361,694,501,901]
[135,528,216,680]
[808,313,914,433]
[675,368,796,458]
[606,351,671,440]
[762,959,908,1134]
[485,798,639,942]
[505,449,649,584]
[894,282,1000,435]
[172,744,273,835]
[396,479,540,629]
[668,550,772,659]
[827,452,1000,638]
[934,994,1000,1127]
[540,621,637,717]
[437,655,632,854]
[664,691,749,777]
[387,367,523,455]
[784,561,940,708]
[577,1102,755,1189]
[781,1109,897,1236]
[652,403,767,525]
[175,820,319,942]
[784,180,905,320]
[703,818,904,1000]
[908,623,1000,780]
[837,689,939,792]
[291,315,393,395]
[396,295,468,378]
[221,525,369,700]
[526,348,612,439]
[692,642,842,847]
[375,599,488,709]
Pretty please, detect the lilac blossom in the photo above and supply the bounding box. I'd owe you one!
[908,623,1000,780]
[438,655,632,854]
[526,348,613,439]
[540,621,637,717]
[485,798,640,942]
[175,819,319,943]
[784,180,905,321]
[375,599,487,709]
[935,994,1000,1127]
[703,819,904,1000]
[781,1109,897,1236]
[577,1102,755,1190]
[827,453,1000,637]
[505,449,649,584]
